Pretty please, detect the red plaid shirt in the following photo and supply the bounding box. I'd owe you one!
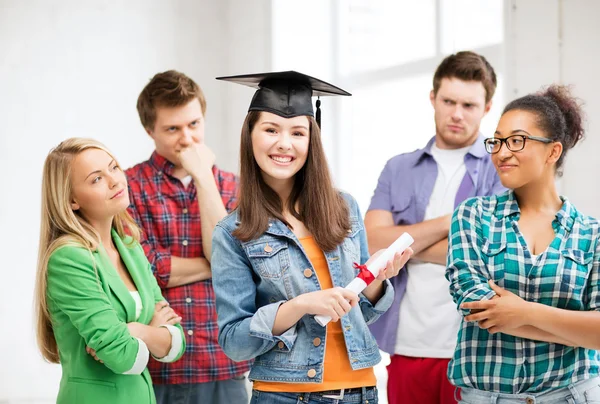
[126,152,251,385]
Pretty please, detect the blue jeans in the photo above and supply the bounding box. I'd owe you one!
[250,387,378,403]
[459,377,600,404]
[154,375,249,404]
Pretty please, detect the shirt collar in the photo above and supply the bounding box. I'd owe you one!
[555,197,577,231]
[494,190,577,231]
[149,151,176,176]
[413,134,487,166]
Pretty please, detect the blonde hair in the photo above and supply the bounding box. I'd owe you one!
[35,137,141,363]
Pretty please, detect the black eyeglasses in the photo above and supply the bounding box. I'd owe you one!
[483,134,553,154]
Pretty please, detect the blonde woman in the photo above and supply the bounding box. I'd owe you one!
[35,138,186,404]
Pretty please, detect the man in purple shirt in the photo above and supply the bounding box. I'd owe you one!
[365,51,504,404]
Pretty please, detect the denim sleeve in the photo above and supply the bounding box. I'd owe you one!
[445,199,496,316]
[352,196,395,324]
[212,225,297,362]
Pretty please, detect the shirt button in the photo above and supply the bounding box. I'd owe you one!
[183,240,188,246]
[313,337,321,347]
[307,369,316,378]
[303,268,313,278]
[277,341,285,349]
[157,171,163,176]
[183,208,188,214]
[526,398,534,404]
[186,297,192,303]
[187,330,194,336]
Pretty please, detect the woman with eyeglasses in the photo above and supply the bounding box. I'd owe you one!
[446,85,600,403]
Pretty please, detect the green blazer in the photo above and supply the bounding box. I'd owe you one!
[46,229,186,404]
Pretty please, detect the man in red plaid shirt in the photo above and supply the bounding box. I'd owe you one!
[126,70,251,404]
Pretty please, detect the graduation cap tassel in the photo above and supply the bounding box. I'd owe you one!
[315,98,321,128]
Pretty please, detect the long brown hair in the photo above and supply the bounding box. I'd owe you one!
[35,138,141,363]
[233,111,350,252]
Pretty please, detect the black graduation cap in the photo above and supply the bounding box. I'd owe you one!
[216,71,351,127]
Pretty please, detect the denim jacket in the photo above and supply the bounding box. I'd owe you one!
[211,193,394,383]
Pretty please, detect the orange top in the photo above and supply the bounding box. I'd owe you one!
[253,236,376,392]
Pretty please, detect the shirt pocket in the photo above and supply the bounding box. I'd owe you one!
[341,216,363,264]
[481,238,507,283]
[246,239,290,279]
[145,197,176,243]
[391,196,415,225]
[559,249,593,292]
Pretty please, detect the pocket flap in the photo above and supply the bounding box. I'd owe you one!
[347,217,362,238]
[391,196,411,213]
[561,249,594,265]
[246,240,288,258]
[481,238,507,256]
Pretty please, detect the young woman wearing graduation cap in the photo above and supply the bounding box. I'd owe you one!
[210,71,413,403]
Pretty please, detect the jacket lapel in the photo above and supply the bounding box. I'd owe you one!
[112,230,154,324]
[97,241,136,323]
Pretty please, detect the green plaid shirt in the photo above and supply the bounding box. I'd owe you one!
[446,190,600,394]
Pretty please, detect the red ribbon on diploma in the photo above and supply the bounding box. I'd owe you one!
[353,263,376,286]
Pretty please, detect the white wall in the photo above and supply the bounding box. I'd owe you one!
[559,1,600,216]
[2,0,600,402]
[0,1,271,402]
[506,0,600,216]
[219,0,273,171]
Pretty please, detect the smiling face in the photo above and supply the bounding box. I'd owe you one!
[491,109,563,189]
[431,77,492,149]
[250,112,310,191]
[69,148,130,222]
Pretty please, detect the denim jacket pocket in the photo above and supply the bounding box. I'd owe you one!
[341,217,363,264]
[246,239,290,279]
[481,238,507,283]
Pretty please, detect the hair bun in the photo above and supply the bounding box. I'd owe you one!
[540,85,585,149]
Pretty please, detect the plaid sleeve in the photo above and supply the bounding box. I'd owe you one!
[126,183,172,288]
[446,198,496,316]
[216,168,239,213]
[585,239,600,311]
[145,248,186,363]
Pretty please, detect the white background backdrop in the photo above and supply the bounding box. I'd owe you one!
[1,1,598,402]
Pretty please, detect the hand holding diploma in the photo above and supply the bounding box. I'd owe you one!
[315,233,414,327]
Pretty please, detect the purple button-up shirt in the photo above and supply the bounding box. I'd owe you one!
[367,135,505,354]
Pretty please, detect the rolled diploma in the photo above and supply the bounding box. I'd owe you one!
[314,232,414,327]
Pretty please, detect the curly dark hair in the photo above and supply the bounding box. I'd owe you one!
[503,85,585,171]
